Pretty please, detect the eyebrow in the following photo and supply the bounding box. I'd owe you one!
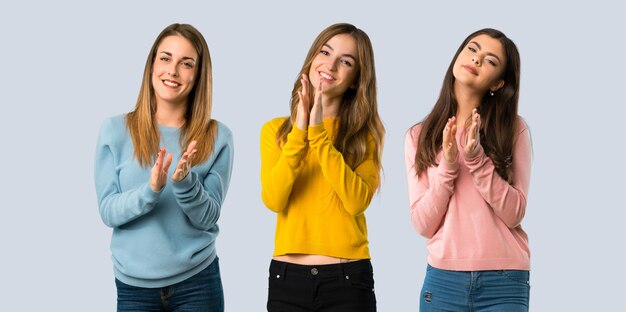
[323,43,357,61]
[469,41,502,63]
[159,51,196,62]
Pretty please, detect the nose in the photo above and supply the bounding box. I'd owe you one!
[325,58,338,71]
[472,56,481,66]
[167,63,179,77]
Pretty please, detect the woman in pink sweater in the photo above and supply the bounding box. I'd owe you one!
[405,28,532,311]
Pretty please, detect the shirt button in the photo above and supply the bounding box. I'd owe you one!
[311,268,318,275]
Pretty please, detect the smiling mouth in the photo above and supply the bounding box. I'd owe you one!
[319,71,335,82]
[162,80,181,88]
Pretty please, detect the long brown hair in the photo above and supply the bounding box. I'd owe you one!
[414,28,521,182]
[126,23,217,167]
[276,23,385,174]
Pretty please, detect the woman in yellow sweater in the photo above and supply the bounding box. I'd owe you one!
[260,23,384,311]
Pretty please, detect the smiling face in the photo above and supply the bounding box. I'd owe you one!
[452,34,506,93]
[151,35,198,107]
[307,33,360,98]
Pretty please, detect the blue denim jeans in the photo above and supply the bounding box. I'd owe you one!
[420,264,529,312]
[115,257,224,312]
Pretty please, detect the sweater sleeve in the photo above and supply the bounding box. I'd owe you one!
[405,126,459,238]
[172,126,234,231]
[94,119,161,228]
[307,124,379,217]
[463,119,532,228]
[260,119,309,212]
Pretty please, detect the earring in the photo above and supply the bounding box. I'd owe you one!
[489,90,494,96]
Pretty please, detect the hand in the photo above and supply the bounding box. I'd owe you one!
[309,79,323,126]
[464,109,481,155]
[150,147,173,192]
[442,116,458,163]
[172,140,198,182]
[295,74,310,130]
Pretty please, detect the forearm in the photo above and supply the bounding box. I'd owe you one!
[405,130,457,238]
[261,122,308,212]
[464,128,531,228]
[308,124,377,216]
[97,183,161,228]
[174,138,234,230]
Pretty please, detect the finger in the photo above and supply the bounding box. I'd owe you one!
[187,149,198,161]
[154,148,165,168]
[186,140,198,153]
[163,153,173,173]
[298,90,308,114]
[301,74,308,96]
[314,82,323,110]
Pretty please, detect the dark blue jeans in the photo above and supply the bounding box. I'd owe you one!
[115,257,224,312]
[420,264,530,312]
[267,259,377,312]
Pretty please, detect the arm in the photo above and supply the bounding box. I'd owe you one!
[260,119,309,212]
[172,129,234,231]
[463,121,532,228]
[405,127,459,238]
[307,124,379,217]
[94,121,161,228]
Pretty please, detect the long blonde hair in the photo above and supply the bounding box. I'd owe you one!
[126,23,217,167]
[276,23,385,175]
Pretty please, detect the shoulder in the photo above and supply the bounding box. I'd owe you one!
[99,114,126,131]
[213,120,234,147]
[215,120,232,138]
[97,114,128,144]
[263,117,288,129]
[261,117,289,135]
[517,116,529,133]
[405,123,423,144]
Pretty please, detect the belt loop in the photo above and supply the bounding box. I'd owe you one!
[280,261,288,280]
[338,262,346,282]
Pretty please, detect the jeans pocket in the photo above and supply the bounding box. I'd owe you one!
[500,270,530,287]
[346,271,375,291]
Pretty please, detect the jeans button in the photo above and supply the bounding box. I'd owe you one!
[311,268,318,275]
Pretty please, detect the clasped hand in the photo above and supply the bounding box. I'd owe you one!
[295,74,324,130]
[442,109,481,163]
[150,141,198,192]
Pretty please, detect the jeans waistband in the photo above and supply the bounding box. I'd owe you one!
[270,259,372,279]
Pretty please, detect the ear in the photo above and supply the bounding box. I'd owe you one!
[491,79,505,92]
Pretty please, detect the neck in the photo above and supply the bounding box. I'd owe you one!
[156,100,187,127]
[321,93,342,118]
[454,82,482,127]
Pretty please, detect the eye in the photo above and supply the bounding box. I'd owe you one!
[486,58,498,66]
[468,46,477,53]
[182,62,194,69]
[340,59,353,67]
[320,50,330,56]
[160,57,170,62]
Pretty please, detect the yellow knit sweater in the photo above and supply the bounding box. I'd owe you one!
[260,117,379,259]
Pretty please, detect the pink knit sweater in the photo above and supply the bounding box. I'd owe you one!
[405,118,532,271]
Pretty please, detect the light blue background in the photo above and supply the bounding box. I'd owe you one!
[1,0,623,310]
